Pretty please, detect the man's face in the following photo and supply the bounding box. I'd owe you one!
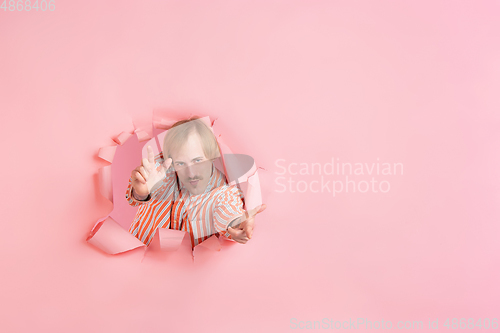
[170,131,213,196]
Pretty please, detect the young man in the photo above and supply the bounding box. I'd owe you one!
[125,117,265,248]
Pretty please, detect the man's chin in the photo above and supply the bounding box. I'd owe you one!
[187,188,204,195]
[184,183,205,195]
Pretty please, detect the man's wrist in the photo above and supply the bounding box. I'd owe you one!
[132,189,150,201]
[226,217,241,230]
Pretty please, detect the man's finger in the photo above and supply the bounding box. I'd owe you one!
[253,204,267,216]
[227,226,237,236]
[235,235,248,244]
[237,229,249,241]
[142,158,152,172]
[139,166,149,180]
[246,204,267,219]
[133,170,146,184]
[244,224,253,239]
[228,226,245,235]
[228,227,248,242]
[147,145,155,164]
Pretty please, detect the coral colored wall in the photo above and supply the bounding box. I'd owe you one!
[1,1,499,332]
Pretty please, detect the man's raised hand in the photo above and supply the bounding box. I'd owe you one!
[227,204,266,244]
[130,146,172,199]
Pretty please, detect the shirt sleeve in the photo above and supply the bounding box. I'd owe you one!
[125,179,151,206]
[213,185,245,240]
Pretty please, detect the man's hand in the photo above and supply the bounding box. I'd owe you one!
[227,204,266,244]
[131,146,172,199]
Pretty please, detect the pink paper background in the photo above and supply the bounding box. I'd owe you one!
[1,1,499,332]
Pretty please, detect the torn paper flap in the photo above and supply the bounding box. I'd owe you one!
[143,228,192,262]
[87,216,146,254]
[152,114,178,129]
[158,228,189,251]
[134,129,151,142]
[244,170,263,211]
[198,234,221,251]
[133,115,153,141]
[223,154,257,186]
[98,146,117,163]
[98,165,113,203]
[114,131,133,145]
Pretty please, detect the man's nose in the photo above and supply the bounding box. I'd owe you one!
[186,164,196,178]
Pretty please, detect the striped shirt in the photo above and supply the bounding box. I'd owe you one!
[125,153,245,248]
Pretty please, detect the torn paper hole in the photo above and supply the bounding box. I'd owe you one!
[87,114,264,261]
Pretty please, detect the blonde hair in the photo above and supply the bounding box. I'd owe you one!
[162,117,220,160]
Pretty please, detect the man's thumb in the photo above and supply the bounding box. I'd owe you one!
[245,225,253,239]
[249,204,267,218]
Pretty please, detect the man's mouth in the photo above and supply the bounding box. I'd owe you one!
[189,179,200,186]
